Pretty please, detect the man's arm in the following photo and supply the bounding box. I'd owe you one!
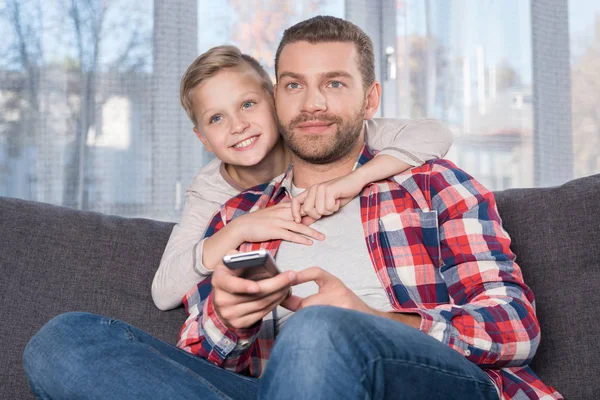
[177,211,262,375]
[415,160,540,367]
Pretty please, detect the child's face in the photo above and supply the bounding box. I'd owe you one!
[192,67,279,167]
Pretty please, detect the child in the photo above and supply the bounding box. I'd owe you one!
[152,45,453,310]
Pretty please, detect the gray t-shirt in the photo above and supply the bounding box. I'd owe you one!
[151,118,453,310]
[274,183,394,330]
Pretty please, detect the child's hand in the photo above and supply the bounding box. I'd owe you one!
[231,203,324,245]
[291,174,364,222]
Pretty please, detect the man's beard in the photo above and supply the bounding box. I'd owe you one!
[278,106,365,165]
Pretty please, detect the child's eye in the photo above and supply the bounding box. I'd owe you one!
[242,100,256,109]
[328,81,344,89]
[286,82,301,89]
[209,115,222,124]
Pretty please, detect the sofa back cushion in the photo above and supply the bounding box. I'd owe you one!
[494,173,600,399]
[0,197,181,400]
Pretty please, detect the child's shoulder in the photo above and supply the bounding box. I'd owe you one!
[187,158,239,202]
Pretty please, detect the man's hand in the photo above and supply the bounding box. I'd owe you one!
[281,266,422,329]
[211,253,296,330]
[281,267,372,314]
[291,174,363,222]
[231,202,323,245]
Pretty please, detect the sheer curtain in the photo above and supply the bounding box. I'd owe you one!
[0,0,597,221]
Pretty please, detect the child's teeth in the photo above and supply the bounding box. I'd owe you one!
[234,137,257,148]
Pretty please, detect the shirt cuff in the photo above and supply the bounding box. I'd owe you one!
[376,148,424,167]
[201,293,262,356]
[193,238,214,277]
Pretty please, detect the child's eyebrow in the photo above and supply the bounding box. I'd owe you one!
[200,108,216,119]
[238,90,262,98]
[198,91,263,119]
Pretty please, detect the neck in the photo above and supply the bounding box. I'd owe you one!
[291,132,365,189]
[226,140,290,189]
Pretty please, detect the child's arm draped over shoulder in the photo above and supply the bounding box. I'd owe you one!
[292,118,453,221]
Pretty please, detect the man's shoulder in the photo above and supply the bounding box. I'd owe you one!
[386,158,490,210]
[393,158,468,187]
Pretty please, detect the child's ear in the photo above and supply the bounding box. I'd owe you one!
[193,126,213,152]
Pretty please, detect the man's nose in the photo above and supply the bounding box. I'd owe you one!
[301,88,327,114]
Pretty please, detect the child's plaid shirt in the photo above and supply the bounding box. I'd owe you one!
[178,145,561,399]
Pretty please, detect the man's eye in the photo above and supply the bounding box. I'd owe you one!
[242,100,256,109]
[286,82,300,89]
[209,115,222,124]
[328,81,344,89]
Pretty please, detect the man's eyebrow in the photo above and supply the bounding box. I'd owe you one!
[278,71,304,81]
[278,71,355,81]
[322,71,354,80]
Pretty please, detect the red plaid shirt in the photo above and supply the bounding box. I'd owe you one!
[178,145,562,399]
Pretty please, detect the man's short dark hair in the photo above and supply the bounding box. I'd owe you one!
[275,16,375,90]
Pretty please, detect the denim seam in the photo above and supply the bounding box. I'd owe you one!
[145,345,233,400]
[107,317,256,388]
[359,356,498,391]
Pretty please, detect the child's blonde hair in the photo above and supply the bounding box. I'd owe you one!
[180,45,274,126]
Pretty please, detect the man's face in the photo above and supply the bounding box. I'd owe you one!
[275,41,371,165]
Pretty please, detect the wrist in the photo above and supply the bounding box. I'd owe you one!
[349,165,372,188]
[223,218,246,247]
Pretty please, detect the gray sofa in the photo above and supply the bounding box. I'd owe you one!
[1,174,599,399]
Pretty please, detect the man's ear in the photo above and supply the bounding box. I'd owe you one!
[193,126,213,152]
[363,81,381,120]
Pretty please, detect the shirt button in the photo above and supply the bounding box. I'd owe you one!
[223,338,232,346]
[464,349,471,356]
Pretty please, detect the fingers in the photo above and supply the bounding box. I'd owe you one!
[293,266,339,288]
[213,270,296,330]
[291,192,307,223]
[217,286,291,329]
[294,184,344,221]
[255,270,297,293]
[280,221,325,242]
[214,269,295,305]
[301,186,321,220]
[212,263,260,294]
[280,294,303,311]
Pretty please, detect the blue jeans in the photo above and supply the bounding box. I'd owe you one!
[23,307,499,399]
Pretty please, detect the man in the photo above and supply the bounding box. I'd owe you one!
[23,16,561,400]
[177,16,561,400]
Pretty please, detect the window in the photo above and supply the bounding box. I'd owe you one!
[0,0,597,220]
